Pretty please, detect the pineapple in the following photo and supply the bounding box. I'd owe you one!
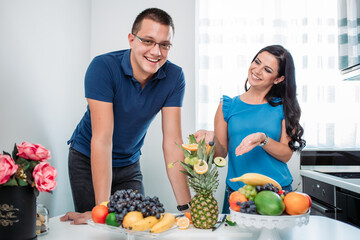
[178,135,220,229]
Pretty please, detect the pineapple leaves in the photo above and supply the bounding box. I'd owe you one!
[189,134,197,144]
[196,139,207,161]
[177,133,221,196]
[180,170,192,178]
[179,161,196,178]
[208,145,215,166]
[176,143,191,158]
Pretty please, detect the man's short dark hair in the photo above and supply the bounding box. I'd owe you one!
[131,8,175,35]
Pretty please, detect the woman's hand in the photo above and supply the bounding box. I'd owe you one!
[193,129,214,144]
[235,132,266,156]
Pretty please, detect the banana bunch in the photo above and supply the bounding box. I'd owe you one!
[129,216,160,231]
[150,213,175,233]
[230,173,282,190]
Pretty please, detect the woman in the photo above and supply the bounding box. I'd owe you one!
[195,45,306,214]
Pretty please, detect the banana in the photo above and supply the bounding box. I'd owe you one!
[230,173,282,190]
[129,216,160,231]
[150,213,175,233]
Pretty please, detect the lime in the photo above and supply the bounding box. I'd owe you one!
[225,215,236,226]
[214,157,226,167]
[189,157,198,166]
[105,212,120,227]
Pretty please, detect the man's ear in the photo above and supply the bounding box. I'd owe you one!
[274,76,285,85]
[128,33,135,47]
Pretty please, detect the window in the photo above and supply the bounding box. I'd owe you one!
[196,0,360,148]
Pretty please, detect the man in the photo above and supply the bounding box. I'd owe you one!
[60,8,191,224]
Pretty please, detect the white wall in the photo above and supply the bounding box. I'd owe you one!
[0,0,91,216]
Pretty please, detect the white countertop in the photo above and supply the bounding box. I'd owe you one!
[38,214,360,240]
[300,169,360,193]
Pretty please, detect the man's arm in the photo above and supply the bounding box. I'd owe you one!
[61,99,113,224]
[88,98,114,205]
[161,106,191,210]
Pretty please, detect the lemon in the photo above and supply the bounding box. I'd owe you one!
[214,157,226,167]
[100,201,109,207]
[194,159,208,174]
[123,211,144,229]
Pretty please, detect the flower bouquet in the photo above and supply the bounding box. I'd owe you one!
[0,142,57,240]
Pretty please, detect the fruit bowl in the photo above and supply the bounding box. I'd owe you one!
[230,208,310,240]
[87,219,177,240]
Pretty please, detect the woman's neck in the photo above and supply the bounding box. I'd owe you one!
[240,89,268,104]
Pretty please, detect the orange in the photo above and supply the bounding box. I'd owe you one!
[229,191,247,212]
[91,205,109,224]
[185,212,192,224]
[206,144,211,156]
[182,143,198,151]
[177,216,190,230]
[194,159,208,174]
[284,192,311,215]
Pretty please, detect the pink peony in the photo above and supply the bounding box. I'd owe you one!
[33,162,57,192]
[17,142,51,161]
[0,154,19,184]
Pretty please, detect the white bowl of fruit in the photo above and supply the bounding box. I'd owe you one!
[228,173,311,240]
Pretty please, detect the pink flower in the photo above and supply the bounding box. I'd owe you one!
[0,154,19,184]
[33,162,57,192]
[17,142,51,161]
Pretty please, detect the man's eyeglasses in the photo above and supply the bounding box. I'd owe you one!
[133,34,172,51]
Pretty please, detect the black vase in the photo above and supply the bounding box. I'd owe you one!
[0,186,37,240]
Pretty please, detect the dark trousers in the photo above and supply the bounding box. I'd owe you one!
[222,184,293,214]
[68,147,144,213]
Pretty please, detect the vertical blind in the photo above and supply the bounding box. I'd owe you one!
[338,0,360,71]
[196,0,360,149]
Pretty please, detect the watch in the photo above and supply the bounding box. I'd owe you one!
[177,202,191,211]
[259,133,268,147]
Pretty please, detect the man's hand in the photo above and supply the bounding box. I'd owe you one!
[60,211,92,225]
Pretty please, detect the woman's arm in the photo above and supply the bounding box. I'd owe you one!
[214,102,228,158]
[194,102,228,158]
[235,119,293,162]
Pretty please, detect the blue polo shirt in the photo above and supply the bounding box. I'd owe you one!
[68,49,185,167]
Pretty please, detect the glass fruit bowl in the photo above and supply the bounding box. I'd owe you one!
[87,219,177,240]
[230,208,310,240]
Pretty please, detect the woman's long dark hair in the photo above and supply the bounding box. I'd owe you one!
[245,45,306,151]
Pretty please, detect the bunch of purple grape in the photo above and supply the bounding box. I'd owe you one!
[108,189,165,225]
[239,200,257,214]
[255,183,280,194]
